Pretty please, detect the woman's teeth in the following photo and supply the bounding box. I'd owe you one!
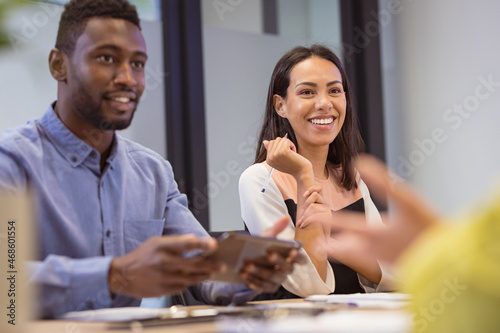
[310,118,334,125]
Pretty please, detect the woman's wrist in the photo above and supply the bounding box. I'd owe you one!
[295,166,314,188]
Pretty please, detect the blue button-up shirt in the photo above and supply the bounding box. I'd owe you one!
[0,105,254,318]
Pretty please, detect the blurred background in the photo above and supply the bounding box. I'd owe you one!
[1,0,499,231]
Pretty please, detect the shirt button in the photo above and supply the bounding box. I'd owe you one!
[86,300,94,309]
[90,151,97,158]
[70,156,77,163]
[106,230,111,237]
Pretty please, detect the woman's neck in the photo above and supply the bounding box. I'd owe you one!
[298,146,329,180]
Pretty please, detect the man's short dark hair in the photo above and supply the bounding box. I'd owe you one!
[55,0,141,56]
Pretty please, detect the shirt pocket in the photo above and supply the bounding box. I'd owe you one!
[123,219,165,253]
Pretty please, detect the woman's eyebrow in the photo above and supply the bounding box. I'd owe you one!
[295,80,342,88]
[295,81,317,88]
[327,80,343,86]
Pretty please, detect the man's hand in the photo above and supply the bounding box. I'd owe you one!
[108,234,225,298]
[238,216,306,293]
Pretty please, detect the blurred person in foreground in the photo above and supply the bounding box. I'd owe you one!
[300,154,500,332]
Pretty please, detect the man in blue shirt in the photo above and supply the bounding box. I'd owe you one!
[0,0,300,318]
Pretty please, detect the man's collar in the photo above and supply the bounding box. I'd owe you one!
[39,103,119,169]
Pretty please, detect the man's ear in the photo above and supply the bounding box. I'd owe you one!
[273,94,286,118]
[48,48,67,82]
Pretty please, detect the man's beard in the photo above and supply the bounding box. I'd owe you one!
[72,81,137,131]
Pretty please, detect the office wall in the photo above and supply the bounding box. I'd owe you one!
[0,2,166,157]
[277,0,342,45]
[201,0,263,34]
[203,27,302,231]
[379,0,500,215]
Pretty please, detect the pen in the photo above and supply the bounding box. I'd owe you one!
[329,302,359,307]
[261,133,288,193]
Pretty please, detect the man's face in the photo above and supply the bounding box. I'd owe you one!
[65,17,147,131]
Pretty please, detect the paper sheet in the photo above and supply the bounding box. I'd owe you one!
[217,309,411,333]
[59,307,188,322]
[306,292,411,309]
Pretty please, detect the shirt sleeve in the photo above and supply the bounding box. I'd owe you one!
[161,160,212,238]
[0,142,29,192]
[238,164,335,297]
[28,255,114,318]
[181,281,261,306]
[158,160,260,305]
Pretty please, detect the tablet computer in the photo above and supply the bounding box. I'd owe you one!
[206,232,302,283]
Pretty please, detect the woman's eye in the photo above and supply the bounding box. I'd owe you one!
[300,90,313,95]
[330,88,342,94]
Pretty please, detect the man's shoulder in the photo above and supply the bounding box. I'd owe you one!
[0,120,41,151]
[116,136,171,167]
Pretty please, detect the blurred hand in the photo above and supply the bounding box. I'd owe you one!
[239,215,307,293]
[298,184,382,283]
[108,234,225,297]
[327,154,441,265]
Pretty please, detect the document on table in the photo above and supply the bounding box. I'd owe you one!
[59,306,218,323]
[306,292,411,309]
[218,310,411,333]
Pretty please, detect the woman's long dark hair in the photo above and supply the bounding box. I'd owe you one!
[254,44,364,190]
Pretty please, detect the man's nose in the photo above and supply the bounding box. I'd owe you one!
[113,62,137,87]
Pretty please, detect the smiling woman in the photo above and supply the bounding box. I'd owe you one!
[239,44,393,300]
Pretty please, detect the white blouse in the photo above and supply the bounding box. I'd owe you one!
[238,162,394,297]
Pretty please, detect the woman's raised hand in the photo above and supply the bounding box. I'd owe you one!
[263,136,312,183]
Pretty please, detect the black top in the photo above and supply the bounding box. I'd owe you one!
[251,198,366,301]
[329,198,366,294]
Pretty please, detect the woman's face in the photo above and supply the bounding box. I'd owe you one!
[274,56,346,153]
